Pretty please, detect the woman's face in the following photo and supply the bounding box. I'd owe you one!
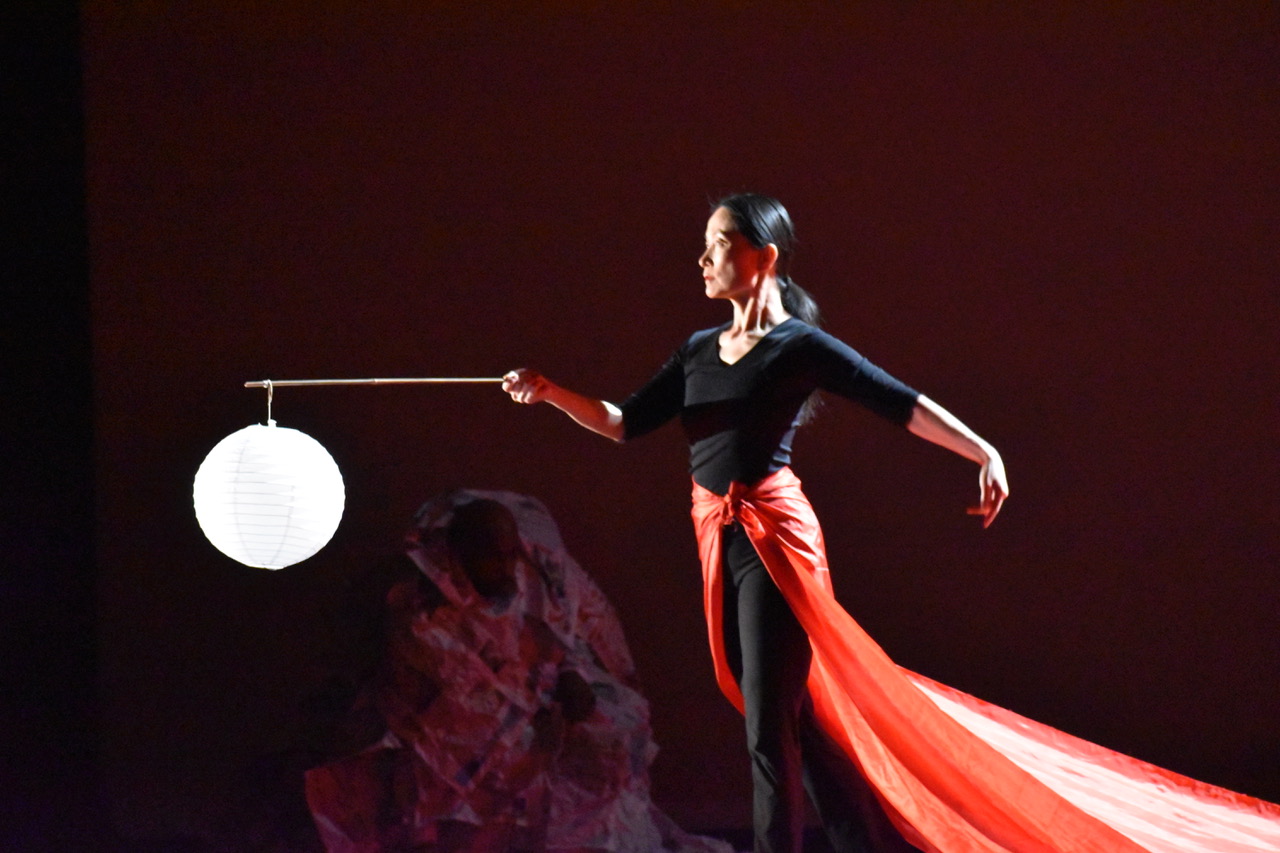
[700,206,765,300]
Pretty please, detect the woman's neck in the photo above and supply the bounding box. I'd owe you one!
[727,277,789,336]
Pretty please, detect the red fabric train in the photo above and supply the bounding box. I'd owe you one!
[691,466,1280,853]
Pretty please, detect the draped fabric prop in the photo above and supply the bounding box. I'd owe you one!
[306,489,733,853]
[691,467,1280,853]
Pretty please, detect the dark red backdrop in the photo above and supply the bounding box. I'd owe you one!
[83,1,1278,843]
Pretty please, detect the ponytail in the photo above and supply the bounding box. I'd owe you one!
[779,276,821,329]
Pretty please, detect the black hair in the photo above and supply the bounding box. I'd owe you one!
[715,193,822,329]
[715,193,824,422]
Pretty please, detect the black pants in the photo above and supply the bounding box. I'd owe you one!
[721,523,916,853]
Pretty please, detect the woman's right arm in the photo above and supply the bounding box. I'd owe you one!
[502,369,625,442]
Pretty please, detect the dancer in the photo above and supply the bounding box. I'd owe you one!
[503,192,1002,851]
[502,194,1280,853]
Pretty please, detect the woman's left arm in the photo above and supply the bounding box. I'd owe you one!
[906,395,1009,527]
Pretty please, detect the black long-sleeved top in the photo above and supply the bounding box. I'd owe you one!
[619,318,920,495]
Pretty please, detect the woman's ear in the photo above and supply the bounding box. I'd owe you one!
[760,243,780,275]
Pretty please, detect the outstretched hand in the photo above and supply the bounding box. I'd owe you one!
[966,452,1009,528]
[503,369,551,405]
[500,369,625,441]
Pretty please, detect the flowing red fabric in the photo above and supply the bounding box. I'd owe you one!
[691,467,1280,853]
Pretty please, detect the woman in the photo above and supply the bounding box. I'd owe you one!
[501,196,1277,853]
[502,192,1003,850]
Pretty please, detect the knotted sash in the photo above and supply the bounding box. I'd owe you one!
[691,467,1280,853]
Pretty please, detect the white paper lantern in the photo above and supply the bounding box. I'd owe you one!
[193,421,345,569]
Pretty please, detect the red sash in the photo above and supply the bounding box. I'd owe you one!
[691,467,1280,853]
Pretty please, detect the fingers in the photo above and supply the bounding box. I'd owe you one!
[965,497,1003,526]
[982,489,1006,528]
[982,475,1008,527]
[502,369,545,404]
[969,462,1009,528]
